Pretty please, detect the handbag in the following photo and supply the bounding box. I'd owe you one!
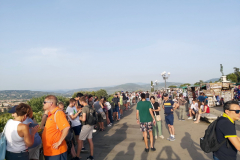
[0,121,8,160]
[151,103,161,121]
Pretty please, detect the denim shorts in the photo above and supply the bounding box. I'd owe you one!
[113,106,119,112]
[165,114,174,125]
[72,125,82,136]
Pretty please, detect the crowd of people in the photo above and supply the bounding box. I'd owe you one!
[135,90,240,160]
[2,87,240,160]
[2,91,140,160]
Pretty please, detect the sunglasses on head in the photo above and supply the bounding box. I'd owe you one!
[229,110,240,114]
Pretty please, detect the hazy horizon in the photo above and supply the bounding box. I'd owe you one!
[1,1,239,90]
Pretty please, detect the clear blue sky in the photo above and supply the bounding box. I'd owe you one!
[0,0,239,90]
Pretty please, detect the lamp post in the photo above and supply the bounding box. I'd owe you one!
[161,71,170,91]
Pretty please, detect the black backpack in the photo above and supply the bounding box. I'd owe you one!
[200,117,228,153]
[86,106,97,125]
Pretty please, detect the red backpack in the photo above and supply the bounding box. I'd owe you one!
[205,105,210,113]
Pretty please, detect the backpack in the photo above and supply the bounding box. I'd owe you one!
[200,117,228,153]
[86,106,97,125]
[54,110,74,142]
[0,121,8,160]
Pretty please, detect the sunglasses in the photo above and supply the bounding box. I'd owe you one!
[229,110,240,114]
[43,101,52,104]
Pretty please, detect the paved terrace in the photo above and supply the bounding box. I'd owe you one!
[80,105,240,160]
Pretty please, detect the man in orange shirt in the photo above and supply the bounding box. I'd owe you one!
[42,95,70,160]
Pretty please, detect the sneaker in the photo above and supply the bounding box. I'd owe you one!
[167,136,172,141]
[178,119,182,121]
[81,147,88,152]
[188,117,193,119]
[92,129,97,133]
[155,136,157,140]
[151,147,156,151]
[145,148,149,152]
[159,135,164,139]
[170,137,176,141]
[193,118,197,121]
[181,119,185,121]
[87,156,94,160]
[107,124,112,127]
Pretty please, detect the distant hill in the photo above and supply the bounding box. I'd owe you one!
[205,78,220,83]
[65,82,183,95]
[0,90,63,100]
[0,82,184,100]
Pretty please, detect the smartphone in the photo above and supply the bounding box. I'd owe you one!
[29,123,39,128]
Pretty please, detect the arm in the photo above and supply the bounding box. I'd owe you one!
[228,137,240,151]
[149,108,156,123]
[69,109,81,120]
[53,127,70,149]
[136,110,139,124]
[79,113,86,122]
[20,123,39,147]
[154,107,161,112]
[40,114,48,130]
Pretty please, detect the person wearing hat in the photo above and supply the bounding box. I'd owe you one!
[162,93,178,141]
[5,104,40,160]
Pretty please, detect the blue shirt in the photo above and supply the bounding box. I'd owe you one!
[197,96,206,102]
[163,99,174,114]
[23,117,42,149]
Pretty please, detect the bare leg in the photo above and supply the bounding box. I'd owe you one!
[149,131,154,148]
[143,131,148,149]
[87,138,94,156]
[194,114,201,123]
[168,124,173,135]
[171,125,175,135]
[77,139,83,158]
[71,142,77,157]
[189,109,192,117]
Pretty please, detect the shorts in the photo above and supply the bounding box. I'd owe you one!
[72,125,82,136]
[45,151,67,160]
[165,114,174,125]
[29,143,42,159]
[123,100,127,104]
[140,122,153,132]
[79,125,94,140]
[113,106,119,112]
[98,113,104,122]
[6,151,29,160]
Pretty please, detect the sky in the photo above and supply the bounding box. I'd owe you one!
[0,0,239,91]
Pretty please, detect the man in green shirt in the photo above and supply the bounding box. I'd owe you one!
[136,93,156,152]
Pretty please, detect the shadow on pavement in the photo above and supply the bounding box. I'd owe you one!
[113,142,136,160]
[180,132,211,160]
[156,146,180,160]
[86,107,135,159]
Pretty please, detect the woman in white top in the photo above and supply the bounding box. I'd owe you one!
[4,103,39,160]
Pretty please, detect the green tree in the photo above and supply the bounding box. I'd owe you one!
[234,67,240,82]
[72,91,96,98]
[168,85,177,88]
[209,81,212,83]
[180,83,191,87]
[95,89,108,99]
[194,82,200,85]
[27,95,69,112]
[151,81,154,92]
[226,73,238,82]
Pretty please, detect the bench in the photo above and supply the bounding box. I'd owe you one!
[200,113,218,123]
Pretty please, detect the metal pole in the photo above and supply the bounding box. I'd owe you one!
[165,78,166,91]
